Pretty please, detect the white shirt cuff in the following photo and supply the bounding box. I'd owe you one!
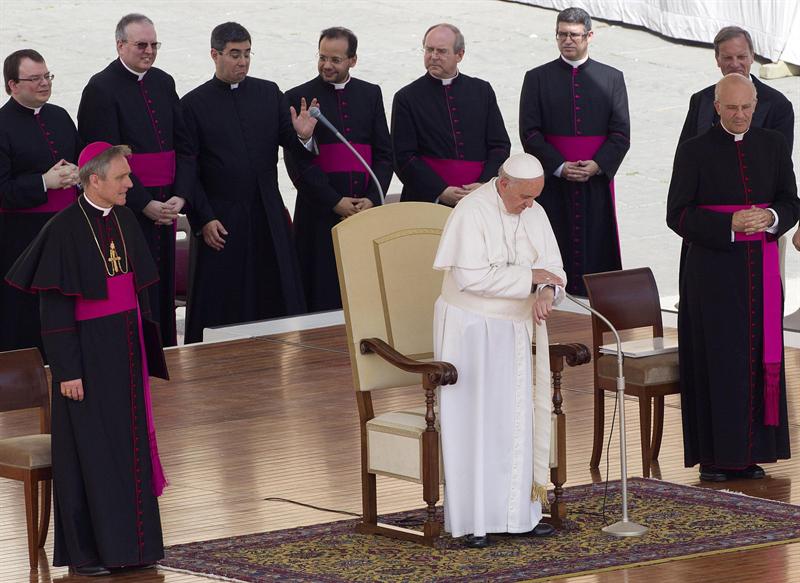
[766,208,779,234]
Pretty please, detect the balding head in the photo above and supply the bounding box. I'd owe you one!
[714,73,758,134]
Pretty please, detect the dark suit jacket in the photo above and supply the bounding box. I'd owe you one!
[678,75,794,151]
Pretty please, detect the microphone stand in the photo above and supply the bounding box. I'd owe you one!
[565,292,648,538]
[308,107,385,205]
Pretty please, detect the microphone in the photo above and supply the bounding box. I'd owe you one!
[564,292,648,538]
[308,106,385,205]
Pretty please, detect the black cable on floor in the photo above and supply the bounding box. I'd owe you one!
[263,497,360,518]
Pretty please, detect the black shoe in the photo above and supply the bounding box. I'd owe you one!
[729,464,766,479]
[531,522,556,537]
[463,534,491,548]
[699,465,728,482]
[69,565,111,577]
[514,522,557,537]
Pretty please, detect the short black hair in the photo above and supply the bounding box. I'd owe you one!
[556,7,592,31]
[319,27,358,58]
[211,22,251,52]
[3,48,45,94]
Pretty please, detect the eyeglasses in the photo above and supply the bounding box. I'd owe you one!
[318,54,350,65]
[16,73,55,84]
[125,41,162,51]
[556,32,588,41]
[220,50,252,60]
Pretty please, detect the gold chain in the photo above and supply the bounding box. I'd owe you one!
[78,196,129,277]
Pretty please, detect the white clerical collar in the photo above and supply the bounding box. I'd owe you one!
[230,82,239,90]
[84,194,112,216]
[720,123,748,141]
[431,71,459,85]
[119,58,147,81]
[561,55,589,68]
[329,76,351,90]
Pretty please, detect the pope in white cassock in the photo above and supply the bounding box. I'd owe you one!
[433,152,566,548]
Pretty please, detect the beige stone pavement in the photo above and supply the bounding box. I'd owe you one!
[1,0,799,302]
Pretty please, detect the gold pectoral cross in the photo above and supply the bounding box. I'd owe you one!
[108,241,123,275]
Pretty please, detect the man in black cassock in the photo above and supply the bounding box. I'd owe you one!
[667,74,799,482]
[519,7,629,296]
[285,27,392,312]
[78,13,193,347]
[391,23,510,206]
[181,22,321,343]
[1,49,80,356]
[6,142,168,575]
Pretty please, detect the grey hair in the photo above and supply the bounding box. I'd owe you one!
[423,23,465,53]
[713,26,754,57]
[557,7,592,31]
[115,14,154,42]
[713,73,757,102]
[79,145,132,188]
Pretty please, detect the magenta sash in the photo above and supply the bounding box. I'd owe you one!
[313,143,372,174]
[700,204,781,426]
[128,151,176,187]
[0,186,77,214]
[544,134,606,161]
[421,156,484,186]
[74,273,168,495]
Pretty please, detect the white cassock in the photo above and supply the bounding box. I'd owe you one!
[433,178,566,538]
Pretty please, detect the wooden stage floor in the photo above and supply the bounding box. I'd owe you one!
[2,310,800,582]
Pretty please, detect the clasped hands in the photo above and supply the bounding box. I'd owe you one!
[562,160,600,182]
[43,159,79,189]
[731,206,775,235]
[334,196,374,218]
[143,196,185,225]
[439,182,483,206]
[532,269,565,325]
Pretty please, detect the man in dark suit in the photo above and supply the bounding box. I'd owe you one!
[678,26,794,150]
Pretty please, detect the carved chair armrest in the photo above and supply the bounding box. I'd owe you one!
[360,338,458,387]
[533,342,591,371]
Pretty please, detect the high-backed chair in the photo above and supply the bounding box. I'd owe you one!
[583,268,680,478]
[334,202,590,544]
[0,348,52,569]
[334,202,453,546]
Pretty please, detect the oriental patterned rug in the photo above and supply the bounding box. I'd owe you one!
[159,478,800,582]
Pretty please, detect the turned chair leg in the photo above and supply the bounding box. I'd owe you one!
[639,397,652,478]
[650,396,665,461]
[590,388,605,469]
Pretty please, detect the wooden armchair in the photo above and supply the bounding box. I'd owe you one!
[333,202,589,544]
[0,348,52,569]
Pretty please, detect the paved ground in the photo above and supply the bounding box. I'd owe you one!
[1,0,799,303]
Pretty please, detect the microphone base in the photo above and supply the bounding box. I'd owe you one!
[602,520,648,538]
